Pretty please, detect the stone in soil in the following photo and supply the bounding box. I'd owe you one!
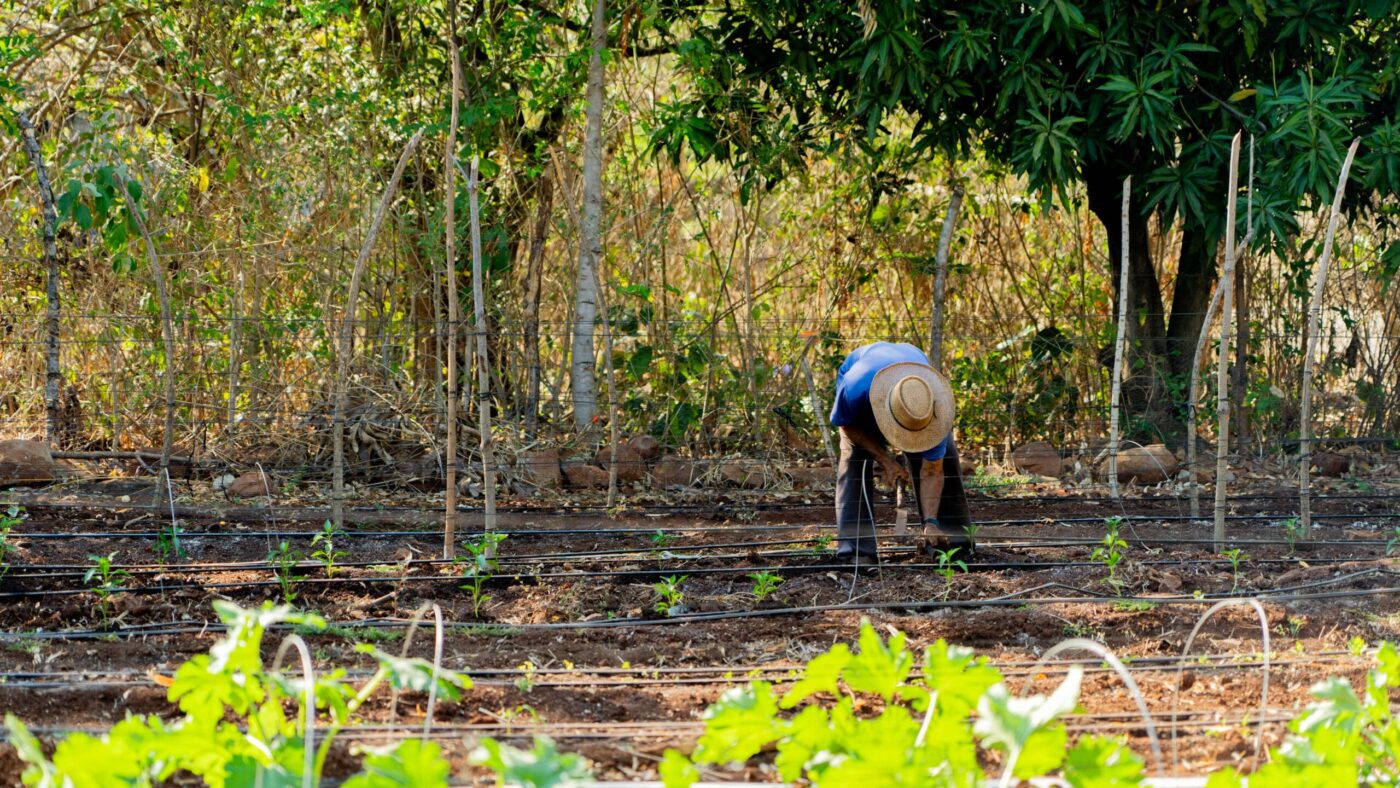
[1011,441,1063,477]
[1311,451,1350,478]
[595,443,645,482]
[1101,444,1180,484]
[652,455,695,488]
[518,448,563,489]
[719,462,764,488]
[562,460,611,488]
[627,434,662,461]
[786,466,830,489]
[0,439,63,488]
[226,470,276,499]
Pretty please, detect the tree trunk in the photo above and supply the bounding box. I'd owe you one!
[16,109,62,449]
[523,174,554,440]
[570,0,607,431]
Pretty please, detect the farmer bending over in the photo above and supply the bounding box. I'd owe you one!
[831,341,974,563]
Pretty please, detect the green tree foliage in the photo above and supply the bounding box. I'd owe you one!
[654,0,1400,437]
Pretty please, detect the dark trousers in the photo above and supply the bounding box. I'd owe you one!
[835,432,973,558]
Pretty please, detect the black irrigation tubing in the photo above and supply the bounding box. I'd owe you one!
[10,573,1400,640]
[2,556,1394,599]
[2,551,1390,586]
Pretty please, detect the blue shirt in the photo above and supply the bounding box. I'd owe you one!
[831,342,950,461]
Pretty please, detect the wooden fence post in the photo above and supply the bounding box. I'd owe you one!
[468,158,499,552]
[1107,177,1131,499]
[1213,132,1244,550]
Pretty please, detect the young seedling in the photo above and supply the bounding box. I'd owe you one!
[652,574,687,617]
[1221,548,1249,593]
[1282,516,1302,553]
[154,521,185,564]
[931,547,968,601]
[268,540,300,603]
[311,520,347,576]
[84,552,132,626]
[1091,517,1129,593]
[812,534,834,555]
[1386,524,1400,556]
[746,571,783,602]
[459,533,508,618]
[0,505,23,582]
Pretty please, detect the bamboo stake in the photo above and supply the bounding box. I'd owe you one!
[15,109,61,448]
[798,334,836,466]
[1107,177,1131,499]
[1299,137,1362,539]
[928,183,965,368]
[443,0,463,561]
[114,169,176,515]
[467,157,498,552]
[1212,133,1245,549]
[1189,137,1254,518]
[332,131,423,529]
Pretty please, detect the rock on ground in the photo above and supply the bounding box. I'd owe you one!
[1103,444,1180,484]
[562,461,611,488]
[786,466,830,489]
[1011,442,1063,477]
[518,449,563,490]
[227,470,276,499]
[594,443,645,482]
[1311,451,1350,478]
[652,455,695,488]
[719,462,765,488]
[0,439,63,488]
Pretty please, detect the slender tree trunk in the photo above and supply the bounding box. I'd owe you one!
[570,0,607,431]
[1213,133,1244,550]
[227,263,245,436]
[332,131,423,528]
[114,170,177,514]
[1108,177,1131,500]
[1187,283,1225,519]
[1300,138,1361,539]
[523,174,554,440]
[468,157,498,551]
[1232,260,1249,454]
[16,109,61,448]
[443,0,463,560]
[928,184,964,368]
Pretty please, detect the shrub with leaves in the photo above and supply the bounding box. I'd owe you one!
[5,600,470,786]
[659,620,1141,787]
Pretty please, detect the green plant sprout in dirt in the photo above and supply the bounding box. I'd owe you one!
[6,600,469,786]
[0,505,23,582]
[1221,548,1249,593]
[1091,517,1129,594]
[154,520,185,564]
[1282,516,1302,553]
[931,547,968,601]
[1387,524,1400,557]
[812,534,834,555]
[650,529,675,554]
[268,540,301,603]
[310,519,347,576]
[458,533,508,618]
[653,574,687,617]
[84,552,132,625]
[747,571,783,602]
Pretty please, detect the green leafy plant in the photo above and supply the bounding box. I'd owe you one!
[311,519,347,576]
[459,533,508,618]
[653,574,687,617]
[515,660,538,694]
[154,520,185,564]
[269,540,301,603]
[1091,517,1129,594]
[1221,548,1249,593]
[931,547,968,601]
[747,571,784,602]
[650,529,675,553]
[5,600,469,786]
[813,534,834,554]
[83,552,132,625]
[1387,525,1400,557]
[1282,516,1302,553]
[470,735,592,787]
[0,505,22,582]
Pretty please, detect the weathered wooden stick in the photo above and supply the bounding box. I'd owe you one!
[468,157,498,552]
[15,108,62,449]
[333,130,423,529]
[1107,177,1131,499]
[592,250,621,508]
[929,183,965,368]
[113,169,177,515]
[799,334,836,467]
[1190,137,1255,519]
[443,0,463,561]
[1299,137,1362,539]
[1213,132,1244,550]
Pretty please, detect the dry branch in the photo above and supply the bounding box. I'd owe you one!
[1299,137,1362,538]
[15,108,62,449]
[1213,133,1244,549]
[468,157,498,548]
[332,130,423,529]
[929,183,965,367]
[443,0,462,560]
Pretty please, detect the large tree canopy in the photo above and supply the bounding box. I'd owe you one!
[653,0,1400,438]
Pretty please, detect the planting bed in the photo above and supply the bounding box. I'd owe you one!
[3,476,1400,783]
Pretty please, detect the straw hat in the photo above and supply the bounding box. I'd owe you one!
[869,362,955,453]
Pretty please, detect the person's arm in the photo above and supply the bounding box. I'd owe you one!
[839,424,909,487]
